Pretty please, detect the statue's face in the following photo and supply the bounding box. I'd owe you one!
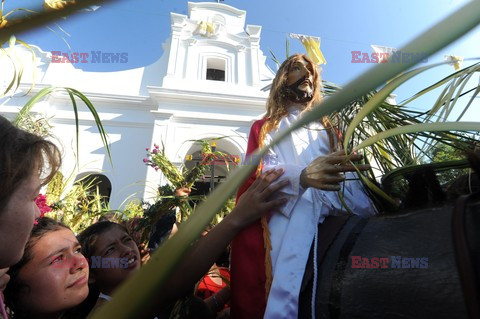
[284,56,315,104]
[286,57,314,95]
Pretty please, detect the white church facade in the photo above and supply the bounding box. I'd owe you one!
[0,2,275,208]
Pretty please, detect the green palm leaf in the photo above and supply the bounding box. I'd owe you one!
[0,0,111,45]
[343,63,443,152]
[354,122,480,152]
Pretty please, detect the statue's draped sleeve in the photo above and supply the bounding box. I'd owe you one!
[230,118,268,319]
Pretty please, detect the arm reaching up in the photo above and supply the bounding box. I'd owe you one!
[156,168,289,307]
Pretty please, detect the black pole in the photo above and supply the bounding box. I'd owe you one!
[210,145,216,192]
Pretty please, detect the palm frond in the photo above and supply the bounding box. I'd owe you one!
[0,0,111,45]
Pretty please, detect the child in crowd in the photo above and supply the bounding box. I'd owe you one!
[77,220,211,318]
[4,217,91,319]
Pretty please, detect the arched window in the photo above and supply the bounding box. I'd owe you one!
[74,173,112,205]
[206,58,225,81]
[184,150,239,196]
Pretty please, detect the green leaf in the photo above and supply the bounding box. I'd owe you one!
[357,170,398,206]
[66,88,112,164]
[456,85,480,121]
[0,0,111,44]
[353,122,480,152]
[400,61,480,105]
[343,63,443,151]
[3,7,38,19]
[285,36,290,59]
[0,47,18,96]
[66,89,80,160]
[13,87,56,124]
[14,39,36,96]
[268,48,280,67]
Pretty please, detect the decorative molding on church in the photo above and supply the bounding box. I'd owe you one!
[150,110,175,121]
[147,86,267,109]
[171,12,188,32]
[236,45,246,52]
[246,25,262,43]
[17,84,156,109]
[170,115,255,127]
[50,117,154,129]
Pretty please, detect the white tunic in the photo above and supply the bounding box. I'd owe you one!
[262,107,376,318]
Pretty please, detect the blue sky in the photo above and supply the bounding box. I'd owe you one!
[5,0,480,113]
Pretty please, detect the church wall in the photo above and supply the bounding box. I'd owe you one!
[1,2,274,210]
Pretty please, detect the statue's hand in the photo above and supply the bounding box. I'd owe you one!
[300,150,370,191]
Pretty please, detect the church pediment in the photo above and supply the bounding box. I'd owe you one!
[160,2,274,94]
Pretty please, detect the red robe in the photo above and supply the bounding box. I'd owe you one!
[230,119,268,319]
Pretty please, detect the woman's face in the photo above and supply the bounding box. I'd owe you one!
[0,174,41,268]
[89,226,141,295]
[17,228,89,316]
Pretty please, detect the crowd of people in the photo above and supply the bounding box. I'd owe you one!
[0,53,375,319]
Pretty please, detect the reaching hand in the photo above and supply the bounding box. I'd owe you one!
[175,187,191,197]
[138,243,151,266]
[232,168,289,228]
[0,268,9,292]
[300,150,370,191]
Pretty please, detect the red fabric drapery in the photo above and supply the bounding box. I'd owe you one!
[230,119,268,319]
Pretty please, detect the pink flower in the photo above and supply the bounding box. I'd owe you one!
[143,158,149,163]
[34,194,52,224]
[146,147,150,151]
[152,149,158,154]
[154,144,160,149]
[155,167,159,171]
[35,194,52,214]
